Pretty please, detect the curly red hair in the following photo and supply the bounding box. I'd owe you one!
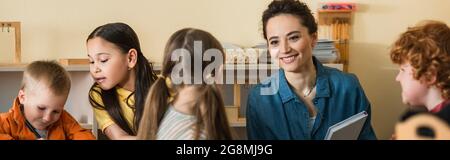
[390,20,450,99]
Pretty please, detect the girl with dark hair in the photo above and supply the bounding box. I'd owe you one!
[87,22,157,140]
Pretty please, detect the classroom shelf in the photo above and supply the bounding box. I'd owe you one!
[230,118,246,127]
[318,10,352,13]
[317,10,354,72]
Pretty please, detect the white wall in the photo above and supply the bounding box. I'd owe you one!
[0,0,271,63]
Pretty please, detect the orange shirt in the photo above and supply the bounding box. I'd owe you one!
[0,98,95,140]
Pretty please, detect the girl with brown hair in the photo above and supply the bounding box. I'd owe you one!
[137,28,233,140]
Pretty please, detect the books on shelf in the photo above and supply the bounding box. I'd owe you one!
[221,41,341,64]
[313,39,339,63]
[222,42,270,64]
[318,2,356,11]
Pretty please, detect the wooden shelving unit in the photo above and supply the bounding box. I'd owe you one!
[317,10,353,72]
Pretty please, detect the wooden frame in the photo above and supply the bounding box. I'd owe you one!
[1,21,21,64]
[59,58,90,65]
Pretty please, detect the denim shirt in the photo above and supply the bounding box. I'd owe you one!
[246,57,377,140]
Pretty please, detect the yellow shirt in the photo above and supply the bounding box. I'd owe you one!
[90,86,135,132]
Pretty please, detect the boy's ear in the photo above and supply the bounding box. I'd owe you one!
[18,89,26,104]
[426,75,437,86]
[127,49,138,70]
[423,70,438,85]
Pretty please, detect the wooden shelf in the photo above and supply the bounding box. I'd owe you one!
[64,65,90,71]
[0,64,26,72]
[317,10,353,72]
[230,118,246,127]
[0,64,91,72]
[0,62,163,72]
[318,10,352,13]
[59,58,90,65]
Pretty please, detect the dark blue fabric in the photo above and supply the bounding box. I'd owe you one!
[246,57,377,140]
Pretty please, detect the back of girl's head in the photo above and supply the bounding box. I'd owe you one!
[390,20,450,99]
[87,22,157,135]
[262,0,317,39]
[138,28,233,140]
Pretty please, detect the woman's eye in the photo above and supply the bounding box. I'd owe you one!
[38,107,45,111]
[270,40,279,46]
[289,36,300,41]
[100,59,109,63]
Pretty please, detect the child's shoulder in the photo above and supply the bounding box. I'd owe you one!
[0,110,12,123]
[56,110,83,130]
[0,103,23,136]
[1,100,22,122]
[58,110,78,123]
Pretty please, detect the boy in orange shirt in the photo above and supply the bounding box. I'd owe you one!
[0,61,95,140]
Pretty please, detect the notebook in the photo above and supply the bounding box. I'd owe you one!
[324,111,368,140]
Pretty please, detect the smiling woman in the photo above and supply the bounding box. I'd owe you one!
[246,0,377,140]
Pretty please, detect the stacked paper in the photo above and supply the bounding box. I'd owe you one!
[313,39,339,63]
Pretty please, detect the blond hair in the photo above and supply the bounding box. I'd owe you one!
[21,60,71,96]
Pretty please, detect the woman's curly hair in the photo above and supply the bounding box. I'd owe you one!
[390,20,450,99]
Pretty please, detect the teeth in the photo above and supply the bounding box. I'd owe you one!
[281,55,296,64]
[96,78,105,83]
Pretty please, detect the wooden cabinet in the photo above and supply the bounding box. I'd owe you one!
[317,10,353,72]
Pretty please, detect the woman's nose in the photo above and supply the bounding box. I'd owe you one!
[279,40,291,54]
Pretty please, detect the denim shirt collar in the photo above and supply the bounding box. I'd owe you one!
[278,57,330,104]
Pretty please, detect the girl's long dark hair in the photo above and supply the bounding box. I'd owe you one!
[87,22,157,135]
[137,28,233,140]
